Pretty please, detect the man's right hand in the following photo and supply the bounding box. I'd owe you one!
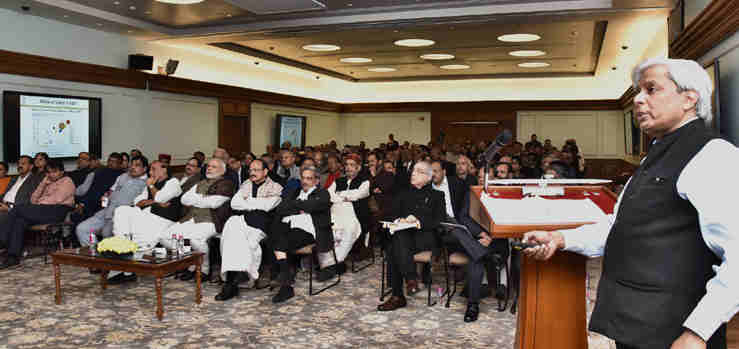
[0,203,9,212]
[521,230,565,261]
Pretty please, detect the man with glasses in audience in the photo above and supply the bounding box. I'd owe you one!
[269,166,332,303]
[68,152,93,187]
[216,159,283,301]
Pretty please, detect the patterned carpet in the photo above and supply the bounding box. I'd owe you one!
[0,253,615,349]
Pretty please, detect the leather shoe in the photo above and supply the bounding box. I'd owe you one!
[406,279,420,295]
[215,283,239,301]
[107,273,137,285]
[316,265,337,282]
[377,295,407,311]
[179,270,195,281]
[464,302,480,323]
[272,285,295,303]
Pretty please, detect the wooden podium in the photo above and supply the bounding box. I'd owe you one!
[469,185,618,349]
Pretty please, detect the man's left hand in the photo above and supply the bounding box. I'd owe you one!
[478,232,492,247]
[146,177,156,187]
[670,330,706,349]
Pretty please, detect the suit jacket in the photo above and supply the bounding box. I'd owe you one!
[391,183,445,252]
[0,173,43,206]
[275,186,334,253]
[104,173,148,219]
[445,175,469,218]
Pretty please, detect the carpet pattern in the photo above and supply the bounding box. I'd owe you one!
[0,254,615,348]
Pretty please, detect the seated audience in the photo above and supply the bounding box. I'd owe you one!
[200,148,239,187]
[193,151,206,167]
[228,156,247,185]
[0,161,9,195]
[120,152,130,170]
[216,159,283,301]
[76,156,148,244]
[158,154,172,167]
[378,161,444,311]
[544,160,572,179]
[0,159,75,269]
[74,153,126,220]
[323,154,370,280]
[0,156,43,227]
[163,159,234,281]
[67,152,93,187]
[321,153,342,189]
[130,149,143,159]
[269,166,333,303]
[32,152,49,175]
[180,157,203,191]
[493,162,512,180]
[276,150,300,186]
[455,155,477,187]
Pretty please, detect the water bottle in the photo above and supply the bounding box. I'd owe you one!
[89,229,97,254]
[170,234,178,255]
[101,196,109,208]
[177,234,184,255]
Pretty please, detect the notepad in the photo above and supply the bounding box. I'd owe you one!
[480,196,607,225]
[380,221,420,235]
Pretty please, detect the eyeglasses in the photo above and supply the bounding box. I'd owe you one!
[248,168,265,172]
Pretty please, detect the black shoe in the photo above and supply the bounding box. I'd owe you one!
[0,256,20,270]
[316,265,337,282]
[480,284,492,298]
[215,283,239,301]
[464,302,480,323]
[179,270,196,281]
[495,284,507,300]
[107,273,137,285]
[272,285,294,303]
[336,262,346,275]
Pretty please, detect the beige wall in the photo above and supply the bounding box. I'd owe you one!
[340,112,431,148]
[250,103,340,155]
[517,110,625,158]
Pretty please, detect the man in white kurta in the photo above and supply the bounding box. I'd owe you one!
[162,159,233,280]
[113,160,182,251]
[216,159,282,301]
[320,154,370,279]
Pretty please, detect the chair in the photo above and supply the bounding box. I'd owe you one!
[295,243,340,296]
[444,251,469,308]
[379,247,447,306]
[349,231,375,273]
[443,250,510,311]
[26,221,74,264]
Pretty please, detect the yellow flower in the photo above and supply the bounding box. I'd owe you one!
[97,236,138,254]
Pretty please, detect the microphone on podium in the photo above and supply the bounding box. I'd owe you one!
[479,129,513,163]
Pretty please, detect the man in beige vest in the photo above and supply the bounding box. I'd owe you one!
[161,159,235,281]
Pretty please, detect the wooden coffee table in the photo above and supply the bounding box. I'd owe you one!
[51,247,204,321]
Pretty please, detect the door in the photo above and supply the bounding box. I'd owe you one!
[221,115,250,157]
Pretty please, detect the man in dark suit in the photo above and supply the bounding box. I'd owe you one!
[268,166,333,303]
[0,156,43,229]
[378,161,444,311]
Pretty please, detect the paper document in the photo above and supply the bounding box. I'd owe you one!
[480,196,607,225]
[380,221,420,235]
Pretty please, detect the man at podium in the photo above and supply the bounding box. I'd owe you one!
[523,58,738,349]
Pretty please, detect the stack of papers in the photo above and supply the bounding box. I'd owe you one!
[480,196,607,225]
[380,221,420,235]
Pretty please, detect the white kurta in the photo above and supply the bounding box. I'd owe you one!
[219,179,282,280]
[320,179,369,267]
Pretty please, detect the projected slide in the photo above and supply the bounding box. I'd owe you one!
[19,95,89,158]
[279,116,304,148]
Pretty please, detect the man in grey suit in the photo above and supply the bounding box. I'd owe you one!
[76,156,148,245]
[0,156,43,230]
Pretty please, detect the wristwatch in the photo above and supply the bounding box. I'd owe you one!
[148,184,155,189]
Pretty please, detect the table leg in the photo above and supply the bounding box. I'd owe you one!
[54,263,62,305]
[100,271,109,290]
[156,277,163,321]
[195,257,202,304]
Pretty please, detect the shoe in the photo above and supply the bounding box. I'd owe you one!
[464,302,480,323]
[316,265,337,282]
[179,270,195,281]
[107,273,137,285]
[215,283,239,301]
[272,285,295,303]
[406,279,420,295]
[0,256,20,270]
[336,262,347,275]
[480,284,492,298]
[495,284,507,300]
[377,295,407,311]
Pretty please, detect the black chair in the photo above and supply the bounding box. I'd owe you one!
[349,231,375,273]
[295,243,340,296]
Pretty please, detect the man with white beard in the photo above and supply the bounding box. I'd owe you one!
[163,159,235,281]
[215,159,283,301]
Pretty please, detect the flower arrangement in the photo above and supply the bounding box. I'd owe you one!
[97,236,138,254]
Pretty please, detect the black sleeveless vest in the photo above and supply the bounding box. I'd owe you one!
[335,173,371,233]
[150,179,181,222]
[589,119,721,348]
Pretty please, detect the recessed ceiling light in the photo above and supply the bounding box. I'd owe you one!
[96,23,103,26]
[145,10,152,14]
[154,0,205,4]
[129,5,136,10]
[394,39,435,47]
[347,3,353,6]
[226,13,232,17]
[127,30,133,33]
[509,50,546,57]
[368,67,396,72]
[440,64,470,70]
[518,62,550,68]
[302,44,341,52]
[420,53,455,60]
[340,57,372,63]
[113,1,120,5]
[498,33,541,42]
[63,14,69,18]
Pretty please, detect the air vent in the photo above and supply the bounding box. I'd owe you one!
[223,0,326,15]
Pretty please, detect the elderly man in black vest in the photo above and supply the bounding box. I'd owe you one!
[269,166,333,303]
[523,58,739,349]
[378,161,445,311]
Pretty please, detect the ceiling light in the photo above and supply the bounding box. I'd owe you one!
[154,0,205,4]
[63,14,69,18]
[394,39,435,47]
[440,64,470,70]
[420,53,454,60]
[113,1,120,5]
[340,57,372,63]
[302,44,341,52]
[368,67,396,72]
[96,23,103,26]
[498,33,541,42]
[129,5,136,10]
[509,50,546,57]
[518,62,550,68]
